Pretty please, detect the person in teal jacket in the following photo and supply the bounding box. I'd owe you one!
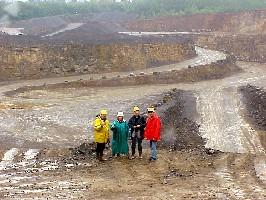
[111,112,129,157]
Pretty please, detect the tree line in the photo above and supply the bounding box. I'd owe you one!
[0,0,265,21]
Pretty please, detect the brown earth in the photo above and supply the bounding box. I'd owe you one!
[0,61,265,199]
[158,89,205,151]
[0,36,195,81]
[0,89,264,199]
[124,9,266,34]
[8,11,136,36]
[9,15,68,36]
[0,10,266,200]
[194,33,266,62]
[0,13,197,82]
[122,9,266,63]
[240,84,266,131]
[5,54,238,94]
[240,84,266,150]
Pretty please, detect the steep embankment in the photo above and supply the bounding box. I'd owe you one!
[194,34,266,62]
[0,36,195,81]
[123,10,266,63]
[2,47,238,96]
[125,9,266,34]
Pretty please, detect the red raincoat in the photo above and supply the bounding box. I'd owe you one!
[144,114,161,141]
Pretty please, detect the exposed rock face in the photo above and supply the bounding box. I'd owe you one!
[73,55,239,87]
[10,55,239,93]
[125,9,266,34]
[0,41,195,81]
[123,10,266,63]
[194,34,266,62]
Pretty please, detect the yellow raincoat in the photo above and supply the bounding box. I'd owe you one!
[94,117,110,143]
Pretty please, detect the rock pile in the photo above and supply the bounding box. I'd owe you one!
[240,84,266,130]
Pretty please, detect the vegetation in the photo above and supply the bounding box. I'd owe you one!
[0,0,266,21]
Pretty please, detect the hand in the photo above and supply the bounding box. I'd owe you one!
[136,125,141,128]
[133,126,137,129]
[101,121,106,126]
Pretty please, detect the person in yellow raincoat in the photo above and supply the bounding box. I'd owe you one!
[94,109,110,161]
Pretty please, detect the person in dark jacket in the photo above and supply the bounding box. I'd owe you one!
[128,106,146,159]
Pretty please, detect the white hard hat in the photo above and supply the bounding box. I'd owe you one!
[117,112,124,117]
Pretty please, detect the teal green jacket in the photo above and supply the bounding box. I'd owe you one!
[111,120,129,155]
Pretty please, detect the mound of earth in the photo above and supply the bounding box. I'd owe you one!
[10,15,68,36]
[156,89,214,154]
[7,11,136,36]
[240,84,266,131]
[240,84,266,151]
[49,20,127,42]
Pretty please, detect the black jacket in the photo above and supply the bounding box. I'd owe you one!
[128,115,146,138]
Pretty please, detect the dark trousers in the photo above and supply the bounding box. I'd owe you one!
[96,143,105,157]
[131,136,143,156]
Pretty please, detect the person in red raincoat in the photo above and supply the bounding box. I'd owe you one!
[144,107,161,161]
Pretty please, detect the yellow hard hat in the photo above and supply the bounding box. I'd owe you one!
[147,107,155,112]
[100,109,108,115]
[133,106,140,112]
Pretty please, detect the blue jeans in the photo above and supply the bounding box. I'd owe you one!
[150,140,157,160]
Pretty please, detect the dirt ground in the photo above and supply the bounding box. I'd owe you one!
[0,10,266,200]
[240,85,266,131]
[240,85,266,151]
[0,55,265,200]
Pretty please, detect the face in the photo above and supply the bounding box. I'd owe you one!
[117,116,123,121]
[148,111,154,117]
[134,110,140,116]
[100,114,107,120]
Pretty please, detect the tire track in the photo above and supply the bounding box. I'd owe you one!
[197,86,265,154]
[227,154,266,200]
[254,155,266,184]
[215,154,247,199]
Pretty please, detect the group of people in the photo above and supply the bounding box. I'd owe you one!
[93,106,161,162]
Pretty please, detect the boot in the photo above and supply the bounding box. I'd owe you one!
[99,155,107,162]
[96,154,100,160]
[138,149,143,159]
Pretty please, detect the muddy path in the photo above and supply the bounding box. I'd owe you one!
[0,148,265,199]
[0,47,265,199]
[0,47,226,149]
[0,46,225,98]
